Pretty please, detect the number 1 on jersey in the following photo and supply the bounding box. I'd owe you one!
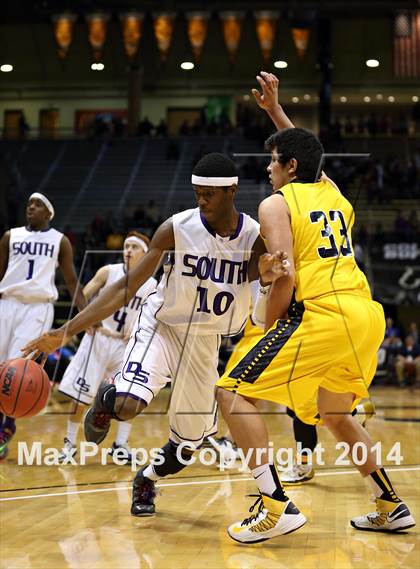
[26,259,35,280]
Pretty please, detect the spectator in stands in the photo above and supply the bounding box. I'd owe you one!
[156,119,168,137]
[166,140,180,160]
[408,210,419,240]
[383,317,401,346]
[394,335,420,387]
[394,210,410,241]
[106,230,124,251]
[412,102,420,134]
[408,322,419,345]
[357,114,365,135]
[344,115,354,135]
[145,200,159,225]
[179,120,190,136]
[136,117,153,137]
[379,114,390,135]
[64,225,76,248]
[374,222,385,245]
[18,113,30,139]
[366,113,378,137]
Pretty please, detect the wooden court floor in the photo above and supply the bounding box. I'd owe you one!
[1,387,419,569]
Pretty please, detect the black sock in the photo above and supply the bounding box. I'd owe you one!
[153,441,192,477]
[369,467,401,503]
[293,416,317,458]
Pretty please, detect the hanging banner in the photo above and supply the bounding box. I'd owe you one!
[86,12,110,62]
[220,11,244,64]
[291,27,310,60]
[120,12,144,61]
[186,12,210,62]
[153,12,176,62]
[52,13,77,61]
[254,11,279,63]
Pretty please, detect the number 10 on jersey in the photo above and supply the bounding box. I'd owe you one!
[196,286,234,316]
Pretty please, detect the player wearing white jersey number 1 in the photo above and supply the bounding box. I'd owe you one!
[23,153,289,517]
[0,193,86,460]
[58,231,157,463]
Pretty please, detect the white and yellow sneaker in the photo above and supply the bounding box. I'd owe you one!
[355,400,376,428]
[281,463,315,485]
[351,499,415,532]
[227,494,307,544]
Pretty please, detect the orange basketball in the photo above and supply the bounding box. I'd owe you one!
[0,359,51,419]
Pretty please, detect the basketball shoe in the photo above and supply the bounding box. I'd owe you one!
[355,400,376,428]
[58,437,77,463]
[84,381,116,444]
[0,425,15,461]
[131,467,157,516]
[351,498,415,532]
[109,441,134,465]
[281,462,315,485]
[227,494,306,543]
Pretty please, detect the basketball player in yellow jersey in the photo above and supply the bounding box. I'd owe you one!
[216,72,415,543]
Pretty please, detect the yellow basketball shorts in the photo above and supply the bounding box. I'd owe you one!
[217,294,385,425]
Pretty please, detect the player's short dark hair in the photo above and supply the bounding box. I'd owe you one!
[192,152,237,182]
[265,128,324,182]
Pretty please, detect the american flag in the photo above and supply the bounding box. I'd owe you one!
[394,11,420,77]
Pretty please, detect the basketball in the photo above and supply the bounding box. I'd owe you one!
[0,359,51,419]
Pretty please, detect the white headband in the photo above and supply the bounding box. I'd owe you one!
[191,175,238,186]
[124,236,148,253]
[29,192,55,220]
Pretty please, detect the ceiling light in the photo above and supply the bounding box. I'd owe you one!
[180,61,194,70]
[364,96,371,102]
[292,96,299,103]
[91,63,105,71]
[340,96,347,103]
[243,94,250,101]
[0,64,13,73]
[274,60,288,69]
[303,94,311,101]
[412,95,419,102]
[388,96,395,102]
[366,59,379,68]
[376,94,383,100]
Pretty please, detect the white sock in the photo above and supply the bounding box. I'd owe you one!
[66,421,80,445]
[251,463,278,497]
[115,422,132,447]
[143,464,160,481]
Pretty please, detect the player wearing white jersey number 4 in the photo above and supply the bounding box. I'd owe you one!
[58,231,157,464]
[23,153,289,517]
[0,193,86,460]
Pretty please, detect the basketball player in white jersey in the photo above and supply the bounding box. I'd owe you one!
[0,192,86,460]
[58,231,157,463]
[23,153,286,516]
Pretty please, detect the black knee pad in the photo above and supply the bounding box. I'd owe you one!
[153,441,194,477]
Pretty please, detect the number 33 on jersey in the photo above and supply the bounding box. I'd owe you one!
[279,179,371,302]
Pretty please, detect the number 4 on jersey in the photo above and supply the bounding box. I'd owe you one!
[113,309,127,333]
[310,209,352,259]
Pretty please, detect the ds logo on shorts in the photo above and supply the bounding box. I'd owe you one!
[74,377,91,394]
[126,362,150,384]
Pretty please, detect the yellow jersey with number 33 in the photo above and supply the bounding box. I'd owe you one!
[278,179,371,302]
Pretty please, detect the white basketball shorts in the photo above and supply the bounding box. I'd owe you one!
[0,296,54,361]
[115,303,220,449]
[59,331,126,405]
